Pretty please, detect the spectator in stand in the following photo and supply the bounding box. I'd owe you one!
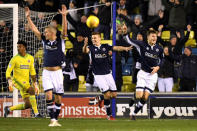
[162,0,192,38]
[116,9,132,32]
[118,10,164,40]
[117,0,130,15]
[158,46,174,92]
[63,49,79,92]
[93,0,111,40]
[170,46,197,91]
[84,0,99,16]
[147,0,165,20]
[67,31,90,79]
[187,0,197,41]
[178,46,197,91]
[147,0,165,29]
[67,13,91,38]
[67,0,80,32]
[157,24,191,83]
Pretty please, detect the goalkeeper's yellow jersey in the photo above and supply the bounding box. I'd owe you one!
[6,53,36,88]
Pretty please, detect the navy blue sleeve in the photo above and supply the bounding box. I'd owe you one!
[123,34,143,50]
[158,47,164,67]
[106,44,113,51]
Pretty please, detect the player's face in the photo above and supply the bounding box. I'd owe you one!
[17,44,26,55]
[92,34,101,46]
[120,0,126,6]
[44,28,55,40]
[147,33,157,45]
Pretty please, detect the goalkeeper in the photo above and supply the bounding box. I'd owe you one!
[4,40,42,118]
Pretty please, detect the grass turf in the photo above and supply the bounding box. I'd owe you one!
[0,118,197,131]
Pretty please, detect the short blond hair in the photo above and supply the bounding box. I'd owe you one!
[45,25,57,34]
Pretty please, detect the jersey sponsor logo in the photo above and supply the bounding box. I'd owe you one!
[145,52,158,59]
[95,54,107,58]
[20,65,29,69]
[45,45,58,50]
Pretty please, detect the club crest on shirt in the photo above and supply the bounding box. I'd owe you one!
[146,47,149,50]
[28,60,30,63]
[156,48,159,52]
[95,48,97,51]
[102,48,106,51]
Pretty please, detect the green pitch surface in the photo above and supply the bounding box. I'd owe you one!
[0,118,197,131]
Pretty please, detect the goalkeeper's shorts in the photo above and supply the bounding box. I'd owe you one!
[14,81,31,99]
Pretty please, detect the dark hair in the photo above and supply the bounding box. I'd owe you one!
[147,29,157,36]
[91,32,101,37]
[17,40,27,48]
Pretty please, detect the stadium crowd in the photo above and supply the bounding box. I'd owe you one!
[0,0,197,93]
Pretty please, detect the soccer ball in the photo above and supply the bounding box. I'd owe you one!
[86,15,99,28]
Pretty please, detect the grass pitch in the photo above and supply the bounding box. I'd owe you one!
[0,118,197,131]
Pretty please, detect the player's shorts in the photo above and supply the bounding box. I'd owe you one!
[94,73,117,93]
[136,70,158,93]
[13,80,31,99]
[42,69,64,95]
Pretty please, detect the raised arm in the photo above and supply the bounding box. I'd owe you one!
[25,7,41,40]
[121,24,141,49]
[59,5,68,39]
[113,46,132,52]
[82,37,90,53]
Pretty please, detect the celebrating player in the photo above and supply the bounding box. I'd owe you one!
[121,25,164,120]
[4,41,41,118]
[83,32,132,120]
[25,5,67,126]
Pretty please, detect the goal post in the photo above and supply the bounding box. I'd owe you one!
[0,3,59,117]
[0,4,18,117]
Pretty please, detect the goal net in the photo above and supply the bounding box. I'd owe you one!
[0,4,58,117]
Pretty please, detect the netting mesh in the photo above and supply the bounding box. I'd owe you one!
[0,8,13,92]
[0,6,58,117]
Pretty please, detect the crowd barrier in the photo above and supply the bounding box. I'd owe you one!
[1,92,197,119]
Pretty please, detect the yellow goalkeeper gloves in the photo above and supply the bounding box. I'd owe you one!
[8,79,15,92]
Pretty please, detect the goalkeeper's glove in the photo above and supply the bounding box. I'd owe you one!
[8,79,14,92]
[33,82,39,95]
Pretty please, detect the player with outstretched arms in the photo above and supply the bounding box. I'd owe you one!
[121,25,164,120]
[4,41,41,118]
[83,32,132,120]
[25,5,67,126]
